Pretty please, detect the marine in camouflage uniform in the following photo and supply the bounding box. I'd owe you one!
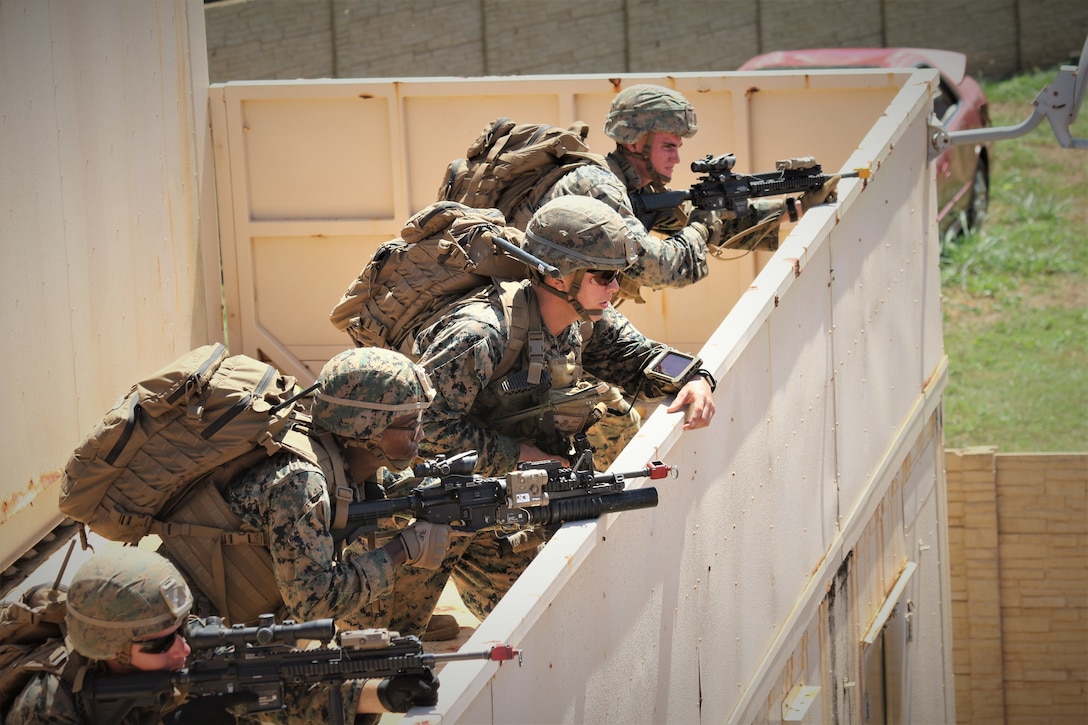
[4,547,380,725]
[397,196,716,623]
[539,83,805,297]
[215,348,450,630]
[530,85,758,464]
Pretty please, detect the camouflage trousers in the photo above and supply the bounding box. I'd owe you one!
[585,384,642,469]
[347,529,540,636]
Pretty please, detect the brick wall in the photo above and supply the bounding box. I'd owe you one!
[205,0,1088,83]
[947,448,1088,724]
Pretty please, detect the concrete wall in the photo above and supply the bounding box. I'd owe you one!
[204,0,1088,83]
[946,449,1088,724]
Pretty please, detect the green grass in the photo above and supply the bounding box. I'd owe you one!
[940,66,1088,452]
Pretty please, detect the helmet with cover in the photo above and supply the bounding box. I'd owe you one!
[65,547,192,661]
[523,196,639,279]
[604,84,698,144]
[312,347,435,450]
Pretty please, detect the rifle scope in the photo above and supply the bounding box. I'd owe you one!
[690,153,737,174]
[188,614,336,649]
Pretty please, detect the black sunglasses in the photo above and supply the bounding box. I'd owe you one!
[135,623,186,655]
[587,269,621,286]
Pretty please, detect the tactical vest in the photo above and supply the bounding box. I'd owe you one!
[457,281,605,458]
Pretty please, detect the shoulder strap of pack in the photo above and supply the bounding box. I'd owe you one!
[494,280,546,385]
[276,415,352,531]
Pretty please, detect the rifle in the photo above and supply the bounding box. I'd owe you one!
[83,615,521,725]
[630,154,868,229]
[339,435,677,545]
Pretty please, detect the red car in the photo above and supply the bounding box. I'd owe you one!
[739,48,992,240]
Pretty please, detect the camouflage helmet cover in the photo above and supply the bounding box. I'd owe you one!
[604,84,698,144]
[312,347,435,448]
[65,547,192,661]
[524,196,639,278]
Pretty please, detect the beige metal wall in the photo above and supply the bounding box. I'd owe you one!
[412,69,953,723]
[2,1,958,719]
[211,68,954,721]
[209,73,896,382]
[0,0,217,574]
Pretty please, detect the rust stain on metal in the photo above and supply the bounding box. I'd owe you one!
[358,94,374,99]
[774,295,780,307]
[607,78,622,91]
[1,469,62,523]
[788,258,802,277]
[745,86,761,99]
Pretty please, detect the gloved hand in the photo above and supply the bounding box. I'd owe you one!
[377,670,440,712]
[688,207,737,250]
[398,520,452,569]
[160,692,260,724]
[800,174,841,208]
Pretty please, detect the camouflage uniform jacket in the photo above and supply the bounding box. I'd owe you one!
[220,451,396,628]
[4,652,174,725]
[538,157,709,291]
[412,280,684,476]
[539,151,782,292]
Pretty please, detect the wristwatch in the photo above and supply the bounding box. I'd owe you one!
[691,368,717,393]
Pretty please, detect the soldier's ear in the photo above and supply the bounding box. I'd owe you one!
[547,274,571,292]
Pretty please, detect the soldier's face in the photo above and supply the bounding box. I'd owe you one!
[128,622,191,672]
[380,411,424,465]
[625,132,683,183]
[647,132,683,181]
[575,269,621,319]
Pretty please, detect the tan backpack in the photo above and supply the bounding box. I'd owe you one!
[56,344,350,625]
[436,118,609,229]
[0,584,69,716]
[330,201,545,382]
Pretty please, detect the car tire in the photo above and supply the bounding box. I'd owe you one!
[966,156,989,232]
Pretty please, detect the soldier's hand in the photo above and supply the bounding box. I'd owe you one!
[666,378,716,430]
[398,520,452,570]
[800,174,841,208]
[518,440,569,467]
[377,670,440,712]
[687,207,737,250]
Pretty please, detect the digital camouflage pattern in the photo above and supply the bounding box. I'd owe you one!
[603,84,698,144]
[312,347,435,449]
[540,162,712,292]
[412,282,678,475]
[373,282,687,625]
[65,548,192,661]
[218,451,396,627]
[4,653,179,725]
[522,195,638,278]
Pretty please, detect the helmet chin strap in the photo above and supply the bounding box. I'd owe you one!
[620,133,668,188]
[535,270,596,324]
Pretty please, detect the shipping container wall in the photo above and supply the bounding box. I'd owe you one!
[209,69,953,721]
[209,72,899,381]
[0,0,217,574]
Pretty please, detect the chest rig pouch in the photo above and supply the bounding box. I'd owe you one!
[484,303,607,456]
